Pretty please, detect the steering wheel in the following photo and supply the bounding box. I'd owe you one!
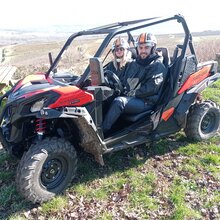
[104,70,124,95]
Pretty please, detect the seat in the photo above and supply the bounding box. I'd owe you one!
[128,47,138,59]
[123,110,153,122]
[156,47,170,68]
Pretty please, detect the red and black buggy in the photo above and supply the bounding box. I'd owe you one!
[0,14,219,203]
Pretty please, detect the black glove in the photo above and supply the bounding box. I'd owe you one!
[114,89,121,96]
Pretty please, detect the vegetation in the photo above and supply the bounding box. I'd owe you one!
[0,35,219,220]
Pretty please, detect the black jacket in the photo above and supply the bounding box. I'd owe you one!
[122,54,167,105]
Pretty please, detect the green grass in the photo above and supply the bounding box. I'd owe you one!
[0,171,14,181]
[96,212,113,220]
[180,163,197,174]
[202,80,220,104]
[0,184,17,207]
[169,178,201,219]
[0,182,28,213]
[41,196,67,215]
[8,217,27,220]
[201,154,220,165]
[0,152,10,164]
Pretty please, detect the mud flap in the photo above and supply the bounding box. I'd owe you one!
[74,117,106,166]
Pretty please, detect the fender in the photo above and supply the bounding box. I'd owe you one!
[38,107,107,165]
[174,72,220,127]
[185,72,220,94]
[174,93,197,128]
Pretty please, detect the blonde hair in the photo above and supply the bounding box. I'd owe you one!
[113,49,132,70]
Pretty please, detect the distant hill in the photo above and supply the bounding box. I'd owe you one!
[0,25,220,47]
[192,30,220,36]
[0,24,97,46]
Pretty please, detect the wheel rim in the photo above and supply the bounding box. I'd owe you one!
[41,156,68,190]
[201,112,216,134]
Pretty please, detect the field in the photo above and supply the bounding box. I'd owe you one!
[0,33,220,220]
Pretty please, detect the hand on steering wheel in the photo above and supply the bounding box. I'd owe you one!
[104,70,124,95]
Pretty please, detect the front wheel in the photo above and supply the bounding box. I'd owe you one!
[184,101,220,140]
[16,137,77,204]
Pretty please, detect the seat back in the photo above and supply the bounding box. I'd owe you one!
[128,47,138,59]
[156,47,170,68]
[123,109,153,122]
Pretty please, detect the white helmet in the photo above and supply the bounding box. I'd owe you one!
[135,33,157,47]
[112,37,129,51]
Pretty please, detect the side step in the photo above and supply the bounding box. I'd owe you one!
[104,134,151,154]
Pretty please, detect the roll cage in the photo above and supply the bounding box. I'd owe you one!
[45,14,197,87]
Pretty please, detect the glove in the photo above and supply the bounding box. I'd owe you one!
[127,90,136,97]
[114,89,121,96]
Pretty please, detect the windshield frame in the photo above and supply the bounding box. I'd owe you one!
[45,14,196,88]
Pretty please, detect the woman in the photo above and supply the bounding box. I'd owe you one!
[105,37,132,78]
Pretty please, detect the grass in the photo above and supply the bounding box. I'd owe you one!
[0,184,16,207]
[41,197,67,215]
[169,182,191,219]
[0,170,14,181]
[201,154,220,166]
[202,79,220,104]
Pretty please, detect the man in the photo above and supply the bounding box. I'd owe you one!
[104,36,132,78]
[102,32,167,133]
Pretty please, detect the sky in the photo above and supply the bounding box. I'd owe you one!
[0,0,220,32]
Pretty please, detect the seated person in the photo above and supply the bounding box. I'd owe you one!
[104,36,132,79]
[102,32,167,133]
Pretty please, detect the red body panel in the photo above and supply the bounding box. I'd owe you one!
[178,65,211,94]
[161,107,175,121]
[48,86,94,108]
[14,73,49,92]
[13,73,94,106]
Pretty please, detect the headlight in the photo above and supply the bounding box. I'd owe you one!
[30,99,46,112]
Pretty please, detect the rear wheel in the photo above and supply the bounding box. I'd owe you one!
[16,137,77,204]
[184,101,220,140]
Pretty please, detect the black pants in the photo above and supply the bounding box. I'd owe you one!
[102,96,153,132]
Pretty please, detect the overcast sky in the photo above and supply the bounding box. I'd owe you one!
[0,0,219,32]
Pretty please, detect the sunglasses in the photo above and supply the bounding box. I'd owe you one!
[115,47,124,52]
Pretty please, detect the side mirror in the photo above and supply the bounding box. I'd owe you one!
[89,57,105,86]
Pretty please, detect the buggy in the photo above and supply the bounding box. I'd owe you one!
[0,14,219,203]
